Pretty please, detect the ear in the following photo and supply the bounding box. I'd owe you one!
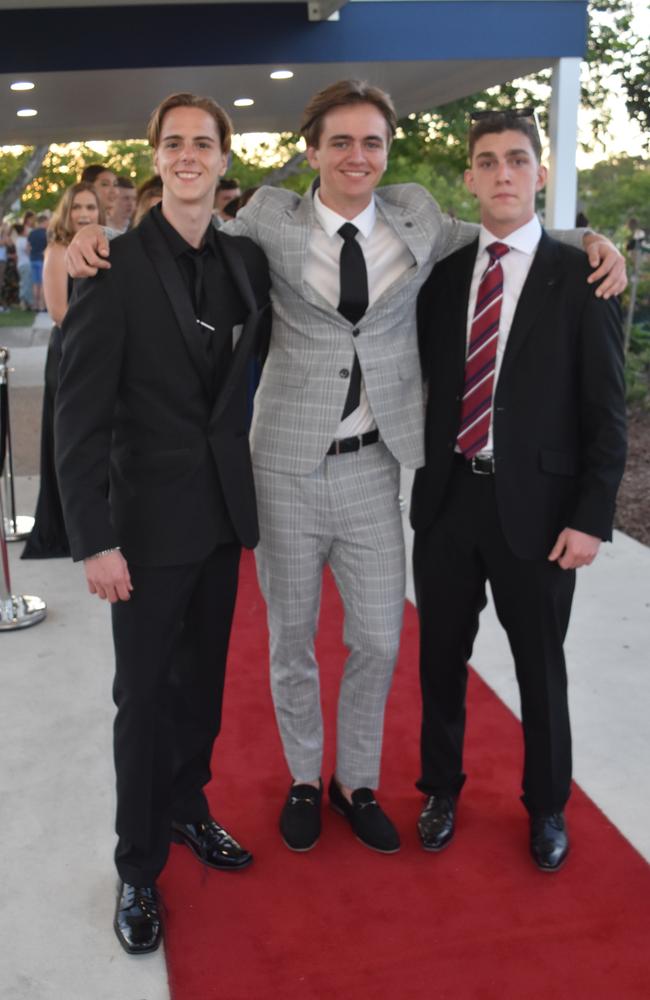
[464,168,476,196]
[536,163,548,193]
[153,148,160,173]
[306,145,320,171]
[218,152,228,178]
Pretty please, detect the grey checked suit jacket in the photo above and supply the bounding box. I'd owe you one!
[226,183,477,475]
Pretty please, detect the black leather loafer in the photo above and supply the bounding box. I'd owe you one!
[171,818,253,870]
[279,779,323,851]
[114,881,162,955]
[417,794,456,852]
[530,812,569,872]
[328,776,400,854]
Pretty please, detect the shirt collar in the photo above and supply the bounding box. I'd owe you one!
[313,189,376,240]
[478,214,542,258]
[151,202,218,259]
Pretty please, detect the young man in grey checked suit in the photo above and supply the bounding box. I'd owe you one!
[67,80,625,856]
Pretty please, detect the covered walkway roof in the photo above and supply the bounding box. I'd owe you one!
[1,0,588,144]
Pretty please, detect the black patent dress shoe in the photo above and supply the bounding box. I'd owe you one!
[279,779,323,851]
[328,776,400,854]
[114,881,162,955]
[171,818,253,870]
[417,794,456,852]
[530,812,569,872]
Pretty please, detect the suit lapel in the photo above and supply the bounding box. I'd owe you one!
[137,213,212,396]
[209,231,265,425]
[499,231,560,380]
[450,240,479,383]
[289,185,337,315]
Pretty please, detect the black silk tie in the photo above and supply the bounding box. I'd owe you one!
[337,222,368,419]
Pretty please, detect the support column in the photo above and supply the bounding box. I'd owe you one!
[546,57,581,229]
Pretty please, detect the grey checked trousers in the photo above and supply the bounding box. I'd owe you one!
[254,441,406,789]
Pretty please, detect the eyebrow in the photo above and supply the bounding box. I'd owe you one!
[476,148,531,159]
[161,133,216,142]
[328,133,386,143]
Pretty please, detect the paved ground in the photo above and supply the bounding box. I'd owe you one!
[1,319,648,1000]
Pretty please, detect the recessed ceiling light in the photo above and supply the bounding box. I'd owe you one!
[16,108,38,117]
[11,81,35,91]
[233,98,254,108]
[270,70,293,80]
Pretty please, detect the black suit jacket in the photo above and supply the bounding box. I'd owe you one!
[411,232,627,560]
[55,210,270,566]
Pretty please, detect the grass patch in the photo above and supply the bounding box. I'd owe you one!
[0,308,35,328]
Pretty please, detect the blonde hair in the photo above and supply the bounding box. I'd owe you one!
[47,183,104,246]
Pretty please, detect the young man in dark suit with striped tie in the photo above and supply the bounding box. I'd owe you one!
[411,110,627,871]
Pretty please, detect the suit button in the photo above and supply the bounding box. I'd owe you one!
[352,328,360,337]
[339,368,350,379]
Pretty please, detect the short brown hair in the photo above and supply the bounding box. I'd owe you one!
[300,79,397,149]
[147,92,233,154]
[468,111,541,162]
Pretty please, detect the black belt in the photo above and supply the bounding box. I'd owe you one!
[327,429,380,456]
[454,451,495,475]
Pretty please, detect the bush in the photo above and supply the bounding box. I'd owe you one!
[626,323,650,408]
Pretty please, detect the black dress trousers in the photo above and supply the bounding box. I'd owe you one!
[413,462,576,815]
[111,542,241,887]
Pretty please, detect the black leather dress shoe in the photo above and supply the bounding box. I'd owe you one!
[114,881,162,955]
[279,779,323,851]
[417,794,456,852]
[171,818,253,870]
[328,776,400,854]
[530,812,569,872]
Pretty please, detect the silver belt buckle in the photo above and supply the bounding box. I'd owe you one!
[471,454,494,475]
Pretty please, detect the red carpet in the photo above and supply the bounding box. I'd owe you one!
[161,550,650,999]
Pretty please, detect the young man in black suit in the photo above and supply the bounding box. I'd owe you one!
[55,93,269,952]
[411,110,626,871]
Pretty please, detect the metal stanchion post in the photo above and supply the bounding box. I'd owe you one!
[0,471,47,630]
[0,347,46,630]
[1,346,35,541]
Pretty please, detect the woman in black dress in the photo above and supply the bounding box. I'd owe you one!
[22,182,104,559]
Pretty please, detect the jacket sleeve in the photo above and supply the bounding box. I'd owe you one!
[55,267,126,561]
[570,289,627,540]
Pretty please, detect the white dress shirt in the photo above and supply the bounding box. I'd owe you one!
[304,190,415,439]
[464,215,542,455]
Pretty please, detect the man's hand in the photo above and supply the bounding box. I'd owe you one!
[548,528,601,570]
[65,224,111,278]
[584,234,627,299]
[84,550,133,603]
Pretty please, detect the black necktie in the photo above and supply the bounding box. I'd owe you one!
[337,222,368,419]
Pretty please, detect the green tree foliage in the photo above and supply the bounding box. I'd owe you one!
[578,156,650,235]
[0,140,155,216]
[584,0,649,149]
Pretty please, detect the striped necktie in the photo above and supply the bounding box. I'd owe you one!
[456,241,510,459]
